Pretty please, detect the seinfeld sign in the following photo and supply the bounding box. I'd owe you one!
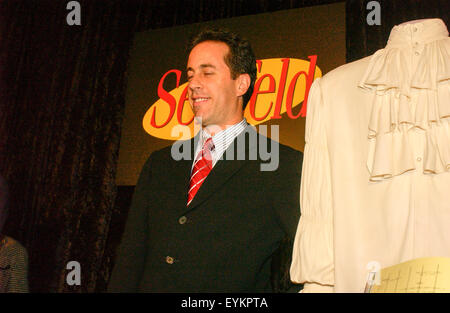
[143,56,321,140]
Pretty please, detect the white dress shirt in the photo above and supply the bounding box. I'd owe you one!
[192,118,248,171]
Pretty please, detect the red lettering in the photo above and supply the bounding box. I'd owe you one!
[151,69,181,128]
[151,56,318,131]
[285,70,306,119]
[271,58,290,119]
[249,74,276,121]
[286,71,306,120]
[285,55,318,119]
[299,55,317,117]
[177,85,193,126]
[256,60,263,72]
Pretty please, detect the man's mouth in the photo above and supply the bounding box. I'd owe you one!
[193,97,210,103]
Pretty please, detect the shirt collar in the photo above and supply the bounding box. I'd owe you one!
[198,118,248,157]
[386,18,448,48]
[200,118,247,143]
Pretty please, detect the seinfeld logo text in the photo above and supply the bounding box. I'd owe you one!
[143,56,321,140]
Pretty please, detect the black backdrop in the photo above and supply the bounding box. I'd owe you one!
[0,0,448,292]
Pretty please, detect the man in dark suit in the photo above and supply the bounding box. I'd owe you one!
[108,29,302,292]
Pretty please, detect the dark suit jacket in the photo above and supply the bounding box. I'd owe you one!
[108,126,302,292]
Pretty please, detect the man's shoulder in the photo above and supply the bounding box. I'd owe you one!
[278,141,302,158]
[256,131,303,160]
[276,142,303,174]
[145,138,195,162]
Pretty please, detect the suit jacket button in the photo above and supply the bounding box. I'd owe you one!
[179,216,187,224]
[166,256,174,264]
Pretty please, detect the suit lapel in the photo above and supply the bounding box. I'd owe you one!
[183,125,258,212]
[171,136,198,209]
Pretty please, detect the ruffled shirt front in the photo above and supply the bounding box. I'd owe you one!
[290,19,450,292]
[360,19,450,181]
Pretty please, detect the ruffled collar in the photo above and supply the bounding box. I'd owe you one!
[359,19,450,181]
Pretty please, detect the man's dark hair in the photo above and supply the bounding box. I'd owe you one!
[187,28,257,109]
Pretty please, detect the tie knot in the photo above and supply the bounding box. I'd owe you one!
[203,138,214,151]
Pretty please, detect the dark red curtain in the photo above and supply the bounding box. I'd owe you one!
[0,0,141,292]
[346,0,449,62]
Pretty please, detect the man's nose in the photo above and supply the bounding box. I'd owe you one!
[188,75,202,90]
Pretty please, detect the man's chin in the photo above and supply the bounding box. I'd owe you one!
[194,115,210,126]
[194,115,204,124]
[193,116,220,132]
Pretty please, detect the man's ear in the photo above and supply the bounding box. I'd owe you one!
[236,73,251,97]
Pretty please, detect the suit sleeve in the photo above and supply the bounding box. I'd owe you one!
[289,78,335,292]
[108,154,154,292]
[269,144,302,293]
[272,148,302,240]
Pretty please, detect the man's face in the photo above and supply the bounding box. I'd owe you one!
[187,41,244,130]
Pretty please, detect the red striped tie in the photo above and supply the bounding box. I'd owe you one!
[187,138,214,206]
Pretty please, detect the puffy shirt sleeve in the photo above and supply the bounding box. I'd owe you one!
[290,78,335,292]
